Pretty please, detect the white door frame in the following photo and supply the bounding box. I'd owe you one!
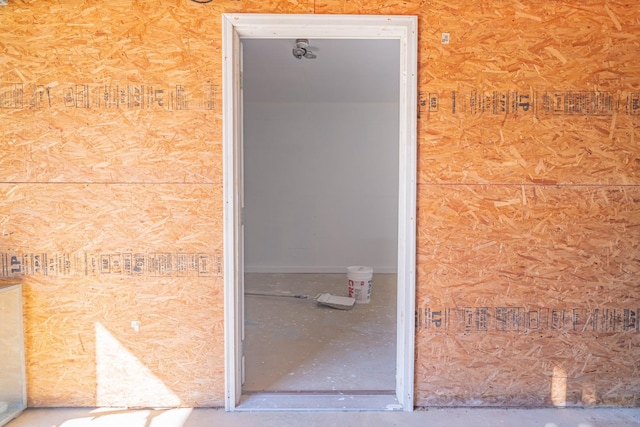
[222,13,417,411]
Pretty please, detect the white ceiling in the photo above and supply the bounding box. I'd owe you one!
[242,38,400,103]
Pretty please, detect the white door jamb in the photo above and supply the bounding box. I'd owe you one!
[222,13,417,411]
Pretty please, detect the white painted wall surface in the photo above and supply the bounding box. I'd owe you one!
[244,101,399,273]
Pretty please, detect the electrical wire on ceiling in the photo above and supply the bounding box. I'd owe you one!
[190,0,213,3]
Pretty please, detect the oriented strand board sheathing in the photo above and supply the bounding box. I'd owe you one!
[315,0,421,14]
[415,184,640,406]
[23,275,224,407]
[2,1,222,83]
[416,1,640,89]
[1,0,639,409]
[412,1,640,406]
[0,0,230,407]
[0,108,223,183]
[416,0,640,186]
[418,111,640,185]
[416,185,640,309]
[417,87,640,185]
[415,331,639,406]
[230,0,314,13]
[0,184,222,254]
[1,0,223,183]
[0,183,224,406]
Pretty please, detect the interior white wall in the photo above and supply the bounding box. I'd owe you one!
[244,101,399,273]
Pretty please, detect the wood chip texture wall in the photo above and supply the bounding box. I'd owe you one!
[0,0,638,408]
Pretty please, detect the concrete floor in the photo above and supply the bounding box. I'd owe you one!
[244,273,396,393]
[5,407,640,427]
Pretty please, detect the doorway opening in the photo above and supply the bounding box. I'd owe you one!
[242,36,399,401]
[222,14,418,411]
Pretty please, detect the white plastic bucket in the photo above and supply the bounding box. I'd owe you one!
[347,266,373,304]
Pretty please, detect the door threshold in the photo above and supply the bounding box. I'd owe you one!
[237,391,401,411]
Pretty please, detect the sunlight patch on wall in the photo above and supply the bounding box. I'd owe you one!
[95,322,181,407]
[581,382,597,406]
[550,365,567,407]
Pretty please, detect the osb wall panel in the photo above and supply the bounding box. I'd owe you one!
[23,276,223,407]
[0,183,223,406]
[417,185,639,309]
[417,112,640,185]
[410,0,640,406]
[0,108,223,183]
[1,0,639,409]
[414,0,640,185]
[0,184,221,254]
[1,0,224,184]
[415,185,640,406]
[0,0,235,407]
